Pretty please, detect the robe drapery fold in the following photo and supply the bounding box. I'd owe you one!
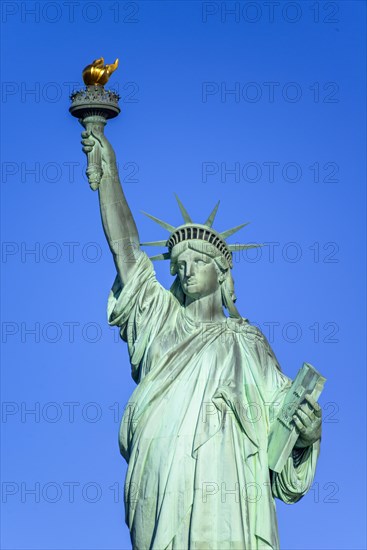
[108,253,320,550]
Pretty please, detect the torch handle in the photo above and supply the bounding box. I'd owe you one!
[81,115,107,191]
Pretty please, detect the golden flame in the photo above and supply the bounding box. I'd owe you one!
[82,57,119,86]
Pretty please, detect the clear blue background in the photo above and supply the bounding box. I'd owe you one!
[1,1,366,549]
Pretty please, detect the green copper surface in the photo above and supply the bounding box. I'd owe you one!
[75,116,324,550]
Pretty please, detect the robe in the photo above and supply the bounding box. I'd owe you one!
[107,252,320,550]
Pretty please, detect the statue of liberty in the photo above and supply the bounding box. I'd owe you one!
[74,59,323,550]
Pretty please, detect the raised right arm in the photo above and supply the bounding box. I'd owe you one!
[81,129,141,286]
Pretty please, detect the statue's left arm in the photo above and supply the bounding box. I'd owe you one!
[293,394,322,449]
[253,328,322,504]
[270,370,322,504]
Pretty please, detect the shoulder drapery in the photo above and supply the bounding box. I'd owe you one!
[107,252,180,382]
[250,328,321,504]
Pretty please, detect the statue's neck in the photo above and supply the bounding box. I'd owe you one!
[184,289,226,323]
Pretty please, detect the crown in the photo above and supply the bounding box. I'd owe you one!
[140,195,262,268]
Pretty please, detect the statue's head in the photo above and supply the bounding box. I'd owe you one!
[169,239,237,314]
[141,196,262,319]
[171,241,225,299]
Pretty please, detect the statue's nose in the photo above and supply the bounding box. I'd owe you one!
[186,262,196,277]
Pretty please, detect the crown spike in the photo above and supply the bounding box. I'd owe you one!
[174,194,193,224]
[140,240,168,247]
[220,222,250,240]
[204,201,220,227]
[149,252,171,261]
[141,211,176,233]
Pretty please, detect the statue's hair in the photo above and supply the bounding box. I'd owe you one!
[169,240,241,318]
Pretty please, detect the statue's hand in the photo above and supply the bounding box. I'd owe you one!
[293,394,322,448]
[81,129,117,176]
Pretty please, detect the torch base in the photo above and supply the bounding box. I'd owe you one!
[69,85,120,120]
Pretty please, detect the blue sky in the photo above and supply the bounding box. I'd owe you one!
[1,1,366,549]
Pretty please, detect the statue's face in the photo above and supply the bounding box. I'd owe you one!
[176,248,220,299]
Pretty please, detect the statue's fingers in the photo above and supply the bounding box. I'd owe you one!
[82,146,93,154]
[81,138,95,147]
[294,409,310,427]
[315,409,322,419]
[90,129,103,141]
[293,415,305,432]
[81,131,90,138]
[81,136,94,144]
[90,129,107,147]
[299,404,313,421]
[305,394,322,416]
[305,394,316,406]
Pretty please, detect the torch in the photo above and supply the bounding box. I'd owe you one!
[69,57,120,190]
